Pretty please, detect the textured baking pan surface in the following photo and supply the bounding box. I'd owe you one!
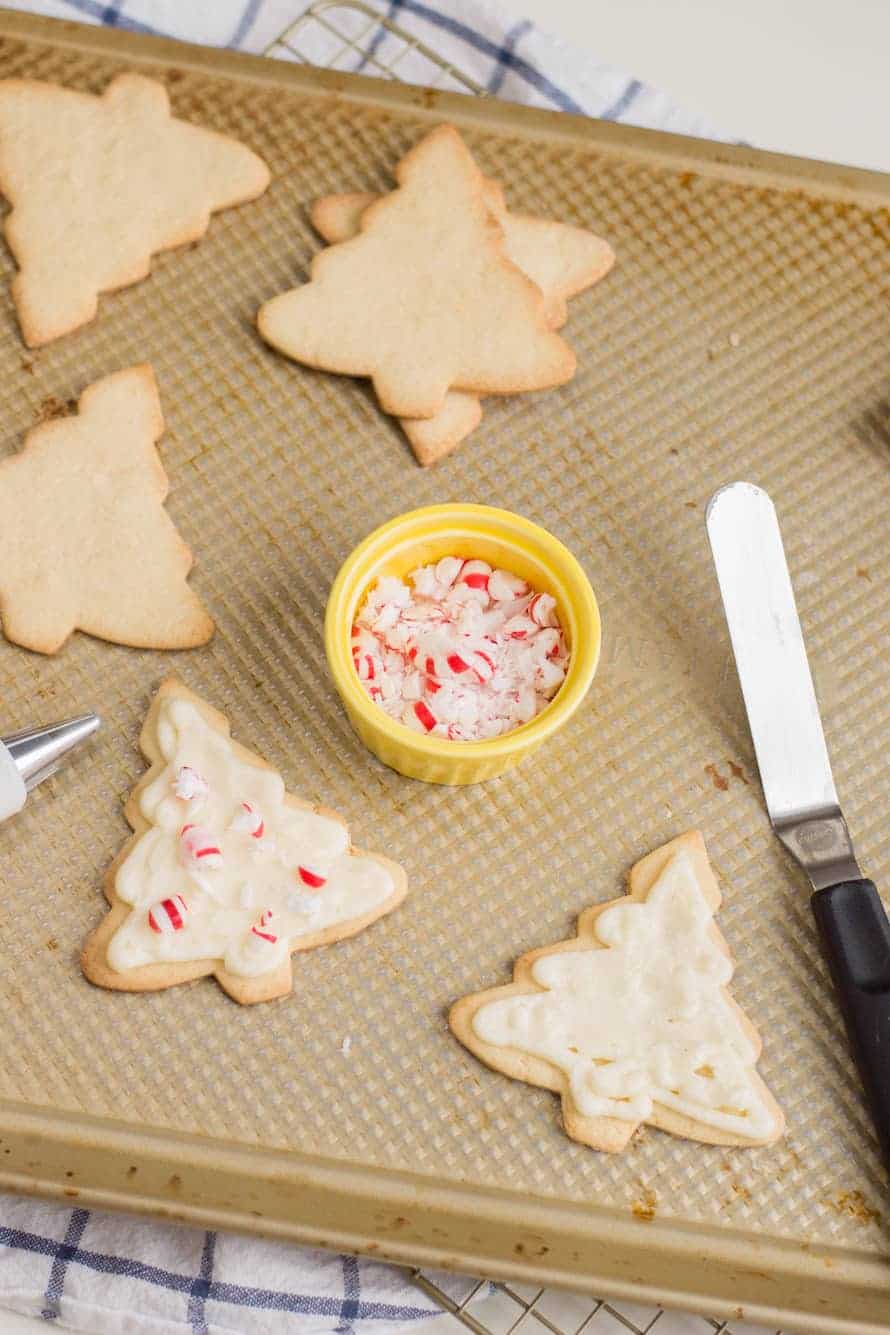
[0,11,888,1333]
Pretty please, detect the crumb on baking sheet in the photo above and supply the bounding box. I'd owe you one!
[631,1185,657,1222]
[37,395,77,422]
[824,1190,881,1226]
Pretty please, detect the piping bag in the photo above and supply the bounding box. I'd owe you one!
[0,713,100,821]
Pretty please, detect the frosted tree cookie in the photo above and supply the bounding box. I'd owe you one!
[258,124,576,420]
[311,183,614,465]
[82,680,408,1005]
[450,831,784,1151]
[0,73,270,345]
[0,364,213,654]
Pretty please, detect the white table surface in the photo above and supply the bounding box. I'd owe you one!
[2,1,887,1331]
[523,0,890,172]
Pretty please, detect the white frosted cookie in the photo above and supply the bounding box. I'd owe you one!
[82,679,408,1005]
[0,73,270,345]
[450,831,785,1152]
[258,123,576,420]
[0,364,212,654]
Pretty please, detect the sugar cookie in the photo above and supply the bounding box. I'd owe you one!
[82,680,408,1005]
[0,73,270,345]
[0,365,212,654]
[310,178,613,462]
[451,832,784,1151]
[258,124,575,420]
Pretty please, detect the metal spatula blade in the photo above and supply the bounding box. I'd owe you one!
[707,481,890,1166]
[706,482,859,889]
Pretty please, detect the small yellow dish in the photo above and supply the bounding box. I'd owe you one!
[325,503,601,785]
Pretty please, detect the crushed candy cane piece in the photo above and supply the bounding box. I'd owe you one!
[298,864,327,889]
[459,558,491,591]
[148,894,188,933]
[180,824,223,868]
[528,593,558,627]
[489,569,528,601]
[503,614,537,640]
[413,700,438,732]
[173,765,208,803]
[354,557,571,741]
[229,801,265,839]
[435,556,463,588]
[250,909,278,943]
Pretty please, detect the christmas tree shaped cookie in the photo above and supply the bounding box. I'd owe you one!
[311,182,614,330]
[450,832,784,1151]
[0,73,270,345]
[310,184,614,464]
[82,680,408,1005]
[0,364,212,654]
[258,124,576,419]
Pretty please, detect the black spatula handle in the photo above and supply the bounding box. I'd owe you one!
[811,879,890,1168]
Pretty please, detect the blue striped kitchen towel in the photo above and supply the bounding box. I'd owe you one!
[0,1,721,1331]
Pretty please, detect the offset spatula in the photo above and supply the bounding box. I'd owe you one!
[707,481,890,1166]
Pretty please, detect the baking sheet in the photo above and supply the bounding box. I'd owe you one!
[0,10,889,1333]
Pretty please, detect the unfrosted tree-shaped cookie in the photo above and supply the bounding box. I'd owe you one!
[258,124,576,419]
[0,364,213,653]
[311,181,614,329]
[82,679,408,1005]
[310,182,614,463]
[0,73,270,345]
[451,831,784,1151]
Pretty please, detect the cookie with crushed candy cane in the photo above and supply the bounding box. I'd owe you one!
[82,679,407,1005]
[310,183,613,465]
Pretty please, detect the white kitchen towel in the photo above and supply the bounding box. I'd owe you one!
[0,2,722,1332]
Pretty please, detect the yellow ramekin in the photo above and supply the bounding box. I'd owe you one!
[325,504,601,785]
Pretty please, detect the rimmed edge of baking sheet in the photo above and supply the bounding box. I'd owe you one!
[0,5,889,209]
[0,1098,888,1335]
[0,10,888,1332]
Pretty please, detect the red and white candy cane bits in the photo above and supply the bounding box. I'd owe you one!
[173,765,209,802]
[297,865,327,889]
[180,824,223,867]
[489,569,529,601]
[528,593,558,627]
[250,909,278,944]
[229,801,265,839]
[148,894,188,933]
[458,558,491,592]
[353,558,570,742]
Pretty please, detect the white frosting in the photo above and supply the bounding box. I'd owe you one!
[107,698,396,978]
[354,558,570,741]
[472,852,779,1139]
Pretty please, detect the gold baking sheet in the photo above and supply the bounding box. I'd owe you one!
[0,11,888,1333]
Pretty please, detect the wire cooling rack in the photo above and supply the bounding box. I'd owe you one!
[266,0,484,92]
[264,7,786,1334]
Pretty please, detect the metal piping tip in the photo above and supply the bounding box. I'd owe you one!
[2,713,101,791]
